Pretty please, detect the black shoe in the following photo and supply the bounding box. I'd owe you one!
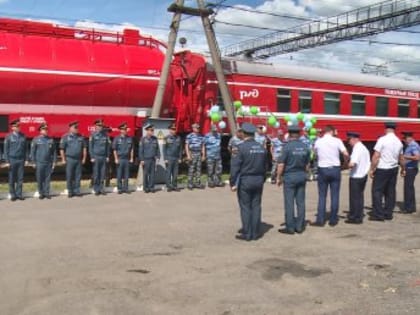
[125,191,131,194]
[187,185,193,190]
[173,188,181,192]
[368,216,385,222]
[295,226,306,234]
[39,195,45,200]
[345,219,362,224]
[208,183,215,188]
[11,196,17,202]
[237,228,244,234]
[329,221,339,227]
[167,187,173,192]
[278,228,295,235]
[144,189,150,194]
[45,195,51,200]
[94,192,100,196]
[310,221,325,227]
[235,234,251,241]
[68,194,74,198]
[101,191,107,195]
[75,193,82,197]
[18,197,25,201]
[195,184,204,189]
[384,216,393,221]
[117,191,123,194]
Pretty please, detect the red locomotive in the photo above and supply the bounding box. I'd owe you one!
[0,18,418,144]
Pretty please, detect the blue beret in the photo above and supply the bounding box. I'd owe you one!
[346,131,360,138]
[242,122,256,134]
[118,122,128,130]
[144,123,154,130]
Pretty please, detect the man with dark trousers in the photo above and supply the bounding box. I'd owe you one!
[89,119,111,196]
[3,119,26,201]
[230,123,267,241]
[277,125,310,234]
[30,123,57,199]
[401,131,419,213]
[112,122,134,194]
[313,125,349,226]
[163,123,182,192]
[139,123,160,193]
[60,121,87,198]
[369,122,404,221]
[345,132,370,224]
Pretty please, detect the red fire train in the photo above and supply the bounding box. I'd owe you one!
[0,18,419,144]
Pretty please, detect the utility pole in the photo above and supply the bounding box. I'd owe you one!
[151,0,237,134]
[151,0,184,118]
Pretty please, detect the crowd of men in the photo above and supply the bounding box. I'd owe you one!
[2,118,419,242]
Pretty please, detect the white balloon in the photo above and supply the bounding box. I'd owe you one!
[261,126,267,133]
[218,121,226,129]
[210,105,220,113]
[287,121,293,126]
[274,121,280,128]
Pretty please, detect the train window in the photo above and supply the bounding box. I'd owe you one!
[324,93,340,114]
[376,97,388,116]
[277,89,291,112]
[299,90,312,112]
[0,115,8,133]
[351,95,365,116]
[398,99,409,117]
[418,102,420,118]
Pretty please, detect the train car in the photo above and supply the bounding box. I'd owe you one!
[197,55,420,143]
[0,18,171,139]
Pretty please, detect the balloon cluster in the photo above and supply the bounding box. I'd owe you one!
[209,105,226,129]
[284,112,318,141]
[233,100,280,129]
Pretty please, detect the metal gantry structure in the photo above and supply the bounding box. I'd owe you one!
[222,0,420,59]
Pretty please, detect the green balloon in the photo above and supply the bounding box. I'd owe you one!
[311,117,317,124]
[297,112,304,121]
[309,135,316,141]
[233,100,242,109]
[250,106,259,115]
[309,128,317,136]
[210,112,221,122]
[284,114,291,122]
[268,116,277,126]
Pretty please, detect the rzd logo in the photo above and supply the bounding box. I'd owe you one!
[239,89,259,100]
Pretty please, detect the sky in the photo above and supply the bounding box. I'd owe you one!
[0,0,419,81]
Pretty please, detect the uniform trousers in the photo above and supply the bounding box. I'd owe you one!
[403,167,418,212]
[92,157,107,193]
[166,159,179,189]
[9,159,24,198]
[116,158,130,192]
[36,162,53,197]
[283,173,307,232]
[66,157,82,195]
[348,175,367,222]
[206,158,222,186]
[316,166,341,224]
[143,158,156,191]
[372,167,398,219]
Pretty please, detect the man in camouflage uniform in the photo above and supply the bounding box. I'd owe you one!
[30,123,57,199]
[204,125,223,188]
[270,129,285,184]
[185,123,205,190]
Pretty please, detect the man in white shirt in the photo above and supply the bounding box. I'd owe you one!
[345,132,370,224]
[312,125,349,226]
[369,122,404,221]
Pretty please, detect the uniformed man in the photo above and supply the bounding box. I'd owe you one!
[401,131,420,213]
[89,119,111,196]
[60,121,87,198]
[30,123,57,199]
[112,122,134,194]
[313,125,349,226]
[270,129,285,184]
[139,123,160,193]
[369,122,404,221]
[163,123,182,192]
[345,132,370,224]
[204,125,223,188]
[276,126,310,234]
[185,123,205,190]
[255,125,267,149]
[230,122,267,241]
[3,119,26,201]
[228,128,244,157]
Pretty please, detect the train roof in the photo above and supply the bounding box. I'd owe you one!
[217,58,420,92]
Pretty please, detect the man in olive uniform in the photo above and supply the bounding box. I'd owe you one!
[401,131,420,213]
[112,122,134,194]
[204,125,223,188]
[60,121,87,198]
[30,123,57,199]
[230,123,267,241]
[163,123,182,192]
[89,119,111,196]
[3,119,27,201]
[277,126,310,234]
[139,123,160,193]
[185,123,205,190]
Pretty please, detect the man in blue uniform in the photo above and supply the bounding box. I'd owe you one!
[112,122,134,194]
[230,123,267,241]
[60,121,87,198]
[185,123,205,190]
[3,119,27,201]
[270,129,285,184]
[228,128,244,158]
[89,119,111,196]
[139,123,160,193]
[204,125,223,188]
[255,125,267,149]
[277,126,310,234]
[163,123,182,192]
[401,131,420,213]
[30,123,57,199]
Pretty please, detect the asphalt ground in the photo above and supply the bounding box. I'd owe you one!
[0,174,419,315]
